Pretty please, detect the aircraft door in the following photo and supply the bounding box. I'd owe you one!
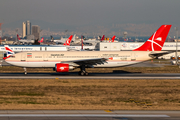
[21,53,26,61]
[43,54,48,61]
[131,53,136,61]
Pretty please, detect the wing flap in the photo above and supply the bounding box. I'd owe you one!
[61,58,108,66]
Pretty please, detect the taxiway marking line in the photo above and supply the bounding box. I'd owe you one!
[0,114,170,117]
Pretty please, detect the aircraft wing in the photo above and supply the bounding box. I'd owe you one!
[61,58,108,66]
[149,51,174,58]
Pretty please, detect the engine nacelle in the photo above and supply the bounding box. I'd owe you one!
[55,63,74,72]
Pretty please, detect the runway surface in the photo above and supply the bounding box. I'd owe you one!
[0,110,179,120]
[0,72,180,79]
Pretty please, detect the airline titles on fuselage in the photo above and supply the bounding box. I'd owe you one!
[1,47,33,51]
[51,54,64,57]
[31,53,131,60]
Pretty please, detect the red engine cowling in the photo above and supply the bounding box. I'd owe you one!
[55,63,73,72]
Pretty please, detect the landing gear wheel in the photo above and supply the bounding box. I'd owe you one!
[85,72,88,76]
[80,72,85,76]
[78,65,89,76]
[23,67,27,75]
[78,71,88,76]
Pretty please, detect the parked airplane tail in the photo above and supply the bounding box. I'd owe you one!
[109,35,116,42]
[133,25,172,51]
[3,45,14,60]
[100,35,105,42]
[63,35,73,46]
[72,34,76,42]
[38,37,44,43]
[17,34,21,40]
[50,35,54,40]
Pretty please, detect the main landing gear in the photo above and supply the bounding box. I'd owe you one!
[23,67,27,75]
[78,65,88,76]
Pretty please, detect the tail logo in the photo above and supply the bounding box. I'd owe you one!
[3,45,14,60]
[66,39,70,44]
[156,37,162,41]
[63,35,73,46]
[147,32,162,51]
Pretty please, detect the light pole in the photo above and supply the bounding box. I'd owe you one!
[15,28,18,44]
[175,27,178,65]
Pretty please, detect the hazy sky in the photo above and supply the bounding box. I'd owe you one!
[1,0,180,36]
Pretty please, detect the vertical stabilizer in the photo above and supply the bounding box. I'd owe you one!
[17,34,21,40]
[3,45,14,60]
[100,35,105,42]
[109,35,116,42]
[63,35,73,46]
[38,37,44,43]
[133,25,171,51]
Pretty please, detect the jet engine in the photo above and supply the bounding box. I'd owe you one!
[54,63,74,72]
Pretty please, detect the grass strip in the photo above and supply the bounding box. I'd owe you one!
[0,79,180,110]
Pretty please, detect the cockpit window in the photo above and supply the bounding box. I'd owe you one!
[10,55,15,58]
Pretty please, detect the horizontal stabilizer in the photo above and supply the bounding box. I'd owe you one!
[149,51,174,58]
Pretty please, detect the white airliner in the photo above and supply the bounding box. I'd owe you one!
[17,34,44,44]
[52,34,76,44]
[17,34,34,44]
[53,35,95,51]
[5,25,171,75]
[83,35,105,45]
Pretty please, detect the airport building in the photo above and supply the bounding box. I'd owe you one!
[22,20,31,39]
[26,20,31,35]
[22,22,26,38]
[99,42,180,51]
[32,25,40,40]
[98,42,180,59]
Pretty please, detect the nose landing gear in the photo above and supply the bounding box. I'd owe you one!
[23,67,27,75]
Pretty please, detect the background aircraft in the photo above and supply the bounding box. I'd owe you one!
[51,34,76,44]
[17,34,44,45]
[17,34,34,44]
[83,35,105,45]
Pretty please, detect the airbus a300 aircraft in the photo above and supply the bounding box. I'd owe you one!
[5,25,171,75]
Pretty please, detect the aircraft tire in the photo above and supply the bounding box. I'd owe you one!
[80,72,85,76]
[85,72,88,76]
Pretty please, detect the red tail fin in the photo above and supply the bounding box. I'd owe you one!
[38,37,44,43]
[3,45,14,60]
[133,25,171,51]
[109,35,116,42]
[63,35,73,46]
[100,35,105,42]
[17,34,21,40]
